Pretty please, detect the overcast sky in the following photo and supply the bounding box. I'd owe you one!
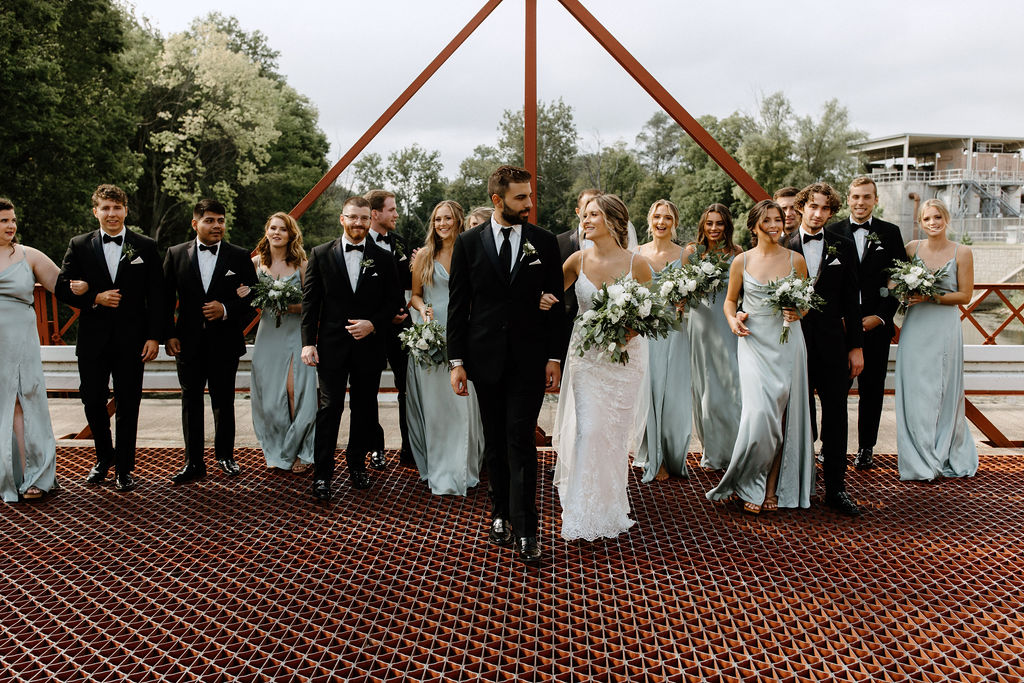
[128,0,1024,180]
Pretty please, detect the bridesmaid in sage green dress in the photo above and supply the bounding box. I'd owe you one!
[686,204,743,471]
[245,213,316,472]
[894,199,978,481]
[0,199,88,501]
[707,200,815,513]
[635,199,692,482]
[407,201,484,496]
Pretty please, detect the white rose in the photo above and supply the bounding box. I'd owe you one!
[904,274,920,288]
[607,342,617,352]
[415,338,429,350]
[607,283,625,300]
[659,282,674,298]
[639,300,652,317]
[699,261,715,275]
[777,281,791,293]
[269,290,282,298]
[582,309,596,322]
[910,266,925,277]
[422,327,433,341]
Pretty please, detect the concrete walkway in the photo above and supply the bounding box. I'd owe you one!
[50,394,1024,456]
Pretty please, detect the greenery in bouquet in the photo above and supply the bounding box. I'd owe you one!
[252,276,303,327]
[654,264,698,317]
[684,246,731,305]
[399,320,448,369]
[887,257,949,317]
[763,273,825,343]
[575,276,678,365]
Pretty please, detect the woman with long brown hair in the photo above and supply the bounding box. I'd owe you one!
[247,212,316,473]
[685,203,743,471]
[407,200,484,496]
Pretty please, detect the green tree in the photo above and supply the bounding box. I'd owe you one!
[354,145,447,248]
[791,98,866,189]
[446,145,501,214]
[497,98,579,232]
[573,139,647,238]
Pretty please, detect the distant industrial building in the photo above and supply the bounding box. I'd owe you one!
[850,134,1024,243]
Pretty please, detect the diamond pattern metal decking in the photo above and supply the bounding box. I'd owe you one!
[1,447,1022,682]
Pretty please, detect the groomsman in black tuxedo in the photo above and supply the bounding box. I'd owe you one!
[364,189,413,469]
[57,185,163,492]
[784,183,864,516]
[302,196,402,500]
[826,176,905,470]
[773,186,801,243]
[448,165,566,563]
[555,188,600,366]
[163,199,257,484]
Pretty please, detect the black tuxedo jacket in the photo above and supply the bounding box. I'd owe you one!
[163,240,258,361]
[784,230,863,356]
[556,228,581,321]
[447,222,566,384]
[826,217,904,337]
[301,237,402,370]
[57,229,164,358]
[370,230,413,292]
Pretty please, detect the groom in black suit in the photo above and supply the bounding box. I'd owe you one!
[302,196,402,501]
[163,199,258,484]
[784,183,864,516]
[57,184,164,492]
[827,176,905,470]
[448,165,566,563]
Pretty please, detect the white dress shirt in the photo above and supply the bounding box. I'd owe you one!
[102,228,126,282]
[491,216,521,271]
[799,227,825,278]
[850,218,871,261]
[342,234,366,291]
[196,238,221,293]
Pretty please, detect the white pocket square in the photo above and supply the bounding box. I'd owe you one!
[130,256,144,265]
[528,260,542,267]
[226,269,236,276]
[399,255,408,262]
[828,260,841,267]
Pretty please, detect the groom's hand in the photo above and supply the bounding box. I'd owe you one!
[545,361,561,391]
[301,345,319,366]
[450,366,468,396]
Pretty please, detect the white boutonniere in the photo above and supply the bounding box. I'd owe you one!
[360,258,375,269]
[521,240,539,263]
[826,245,839,261]
[865,232,882,253]
[120,243,137,263]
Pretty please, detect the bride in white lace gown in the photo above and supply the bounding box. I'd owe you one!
[546,194,653,541]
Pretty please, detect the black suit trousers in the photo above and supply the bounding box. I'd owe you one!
[372,325,409,455]
[474,363,546,537]
[804,337,850,495]
[852,326,890,450]
[175,348,240,467]
[313,360,383,480]
[78,349,144,475]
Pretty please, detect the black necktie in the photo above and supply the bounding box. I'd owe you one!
[802,232,823,244]
[499,227,512,272]
[375,233,389,244]
[199,243,218,254]
[345,243,364,252]
[102,234,123,246]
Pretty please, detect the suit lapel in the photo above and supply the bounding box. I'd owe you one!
[510,226,530,283]
[331,238,355,296]
[187,241,202,291]
[480,224,508,284]
[90,231,115,289]
[112,231,132,285]
[208,243,230,292]
[354,243,370,292]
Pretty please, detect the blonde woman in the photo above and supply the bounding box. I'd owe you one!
[247,213,316,472]
[407,201,484,495]
[894,199,977,481]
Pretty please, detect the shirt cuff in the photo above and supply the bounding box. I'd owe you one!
[547,359,560,364]
[449,359,463,367]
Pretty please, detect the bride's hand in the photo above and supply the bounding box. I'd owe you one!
[538,292,558,311]
[729,314,750,337]
[624,327,639,343]
[782,307,800,323]
[236,284,250,298]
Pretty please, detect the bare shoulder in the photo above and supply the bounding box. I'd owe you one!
[631,253,654,282]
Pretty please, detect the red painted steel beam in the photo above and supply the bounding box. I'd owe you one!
[554,0,769,201]
[964,398,1014,448]
[525,0,538,223]
[289,0,506,219]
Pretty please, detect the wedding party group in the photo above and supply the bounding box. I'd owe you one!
[0,164,978,563]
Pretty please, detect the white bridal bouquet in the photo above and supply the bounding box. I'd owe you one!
[682,247,730,305]
[575,276,678,364]
[252,277,303,327]
[887,257,949,323]
[655,264,698,315]
[763,274,825,343]
[399,320,448,368]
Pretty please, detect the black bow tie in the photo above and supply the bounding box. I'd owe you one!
[802,232,824,243]
[102,234,123,246]
[345,243,365,252]
[852,222,870,232]
[375,233,389,243]
[198,243,218,254]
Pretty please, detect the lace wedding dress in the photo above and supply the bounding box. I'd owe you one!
[553,262,648,541]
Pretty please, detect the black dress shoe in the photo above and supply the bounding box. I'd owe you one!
[369,451,387,470]
[170,466,206,485]
[515,536,542,563]
[85,466,109,485]
[488,518,513,546]
[825,491,862,517]
[854,447,874,470]
[113,473,138,492]
[351,471,372,490]
[312,479,331,501]
[216,457,241,476]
